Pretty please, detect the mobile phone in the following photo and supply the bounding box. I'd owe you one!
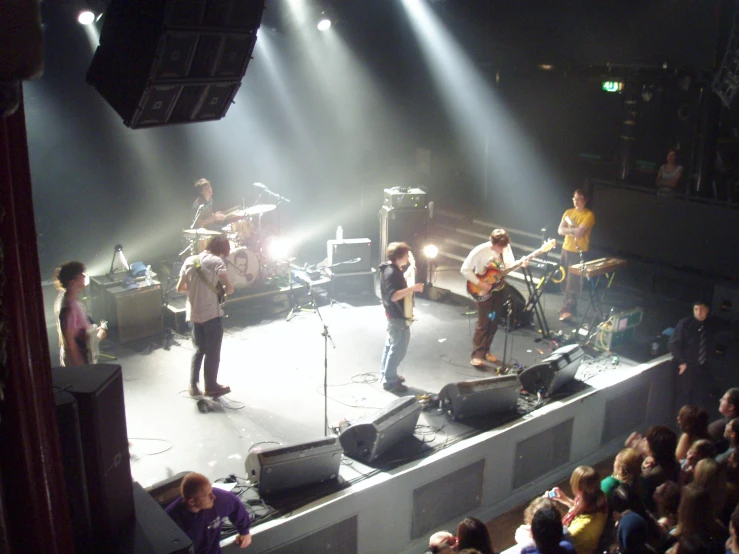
[548,490,556,498]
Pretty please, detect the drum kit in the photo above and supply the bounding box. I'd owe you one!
[181,202,283,292]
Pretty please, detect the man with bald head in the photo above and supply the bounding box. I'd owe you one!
[166,472,252,553]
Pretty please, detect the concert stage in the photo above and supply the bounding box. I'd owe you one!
[40,272,694,553]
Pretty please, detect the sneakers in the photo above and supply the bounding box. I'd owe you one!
[384,382,408,393]
[205,384,231,397]
[189,384,203,397]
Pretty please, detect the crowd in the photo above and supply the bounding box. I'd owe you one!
[426,388,739,554]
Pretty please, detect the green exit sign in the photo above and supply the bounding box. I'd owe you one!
[602,81,624,92]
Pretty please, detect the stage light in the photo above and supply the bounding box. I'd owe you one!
[602,81,623,92]
[267,237,292,261]
[317,18,331,31]
[423,244,439,259]
[78,10,95,25]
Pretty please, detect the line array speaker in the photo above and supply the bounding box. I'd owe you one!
[439,374,521,420]
[245,436,342,496]
[339,395,422,463]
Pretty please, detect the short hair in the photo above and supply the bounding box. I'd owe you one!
[692,299,709,308]
[678,405,709,437]
[573,188,587,200]
[531,507,563,549]
[386,241,411,263]
[645,426,678,467]
[53,261,85,291]
[614,447,642,485]
[194,178,211,191]
[688,438,716,462]
[489,229,510,247]
[206,236,230,257]
[456,517,494,554]
[726,388,739,411]
[523,497,560,525]
[570,465,600,500]
[180,472,210,500]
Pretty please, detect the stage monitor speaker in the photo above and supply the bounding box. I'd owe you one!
[86,0,265,128]
[327,238,372,274]
[339,395,422,463]
[245,436,342,496]
[518,344,584,397]
[54,390,93,553]
[145,471,191,509]
[52,364,134,550]
[438,374,521,421]
[104,283,163,343]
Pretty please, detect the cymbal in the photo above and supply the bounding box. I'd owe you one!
[242,204,276,216]
[183,228,222,237]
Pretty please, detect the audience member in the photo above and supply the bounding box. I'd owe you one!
[692,458,727,520]
[717,418,739,465]
[456,517,496,554]
[651,481,681,534]
[521,507,575,554]
[638,426,680,509]
[675,405,710,462]
[665,534,719,554]
[428,531,456,554]
[655,148,683,194]
[709,389,739,453]
[726,509,739,554]
[513,497,567,550]
[549,466,608,554]
[601,448,643,506]
[616,511,655,554]
[672,484,727,552]
[681,439,716,485]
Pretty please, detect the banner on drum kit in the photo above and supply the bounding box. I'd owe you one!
[225,247,259,290]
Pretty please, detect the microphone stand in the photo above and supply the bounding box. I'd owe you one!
[501,296,513,373]
[309,292,335,436]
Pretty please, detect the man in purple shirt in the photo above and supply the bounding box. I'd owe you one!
[166,472,252,553]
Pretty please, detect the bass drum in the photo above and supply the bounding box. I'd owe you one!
[225,247,259,289]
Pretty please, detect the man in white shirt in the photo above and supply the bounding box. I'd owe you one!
[177,236,235,397]
[460,229,520,368]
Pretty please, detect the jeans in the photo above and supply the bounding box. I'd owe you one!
[381,318,410,388]
[190,317,224,389]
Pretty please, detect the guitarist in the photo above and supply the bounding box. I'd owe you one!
[379,242,424,393]
[177,236,235,398]
[54,261,106,366]
[461,229,526,368]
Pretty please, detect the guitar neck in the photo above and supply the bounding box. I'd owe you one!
[499,246,548,277]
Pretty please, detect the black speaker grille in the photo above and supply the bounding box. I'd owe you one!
[264,515,358,554]
[601,382,650,445]
[513,418,573,490]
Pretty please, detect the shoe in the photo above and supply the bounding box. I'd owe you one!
[205,384,231,397]
[470,358,485,368]
[558,311,572,322]
[398,376,406,382]
[485,353,498,363]
[384,382,408,393]
[189,384,202,397]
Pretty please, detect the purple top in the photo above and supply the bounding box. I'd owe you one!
[166,488,250,554]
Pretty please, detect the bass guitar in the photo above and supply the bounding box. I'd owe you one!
[86,320,108,364]
[467,239,556,302]
[403,251,416,325]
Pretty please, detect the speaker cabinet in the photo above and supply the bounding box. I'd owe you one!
[340,396,422,463]
[86,0,265,128]
[54,390,93,553]
[379,206,429,283]
[52,364,134,550]
[104,282,163,343]
[327,238,372,274]
[245,436,342,496]
[438,374,521,420]
[329,270,375,297]
[518,344,584,397]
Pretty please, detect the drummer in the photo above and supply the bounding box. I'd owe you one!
[192,178,226,231]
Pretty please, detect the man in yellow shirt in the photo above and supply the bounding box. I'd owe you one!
[557,189,595,321]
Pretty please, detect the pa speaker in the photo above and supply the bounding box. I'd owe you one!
[518,344,584,397]
[86,0,265,128]
[51,364,134,550]
[439,374,521,421]
[379,205,429,283]
[327,238,372,274]
[245,436,342,496]
[339,395,422,463]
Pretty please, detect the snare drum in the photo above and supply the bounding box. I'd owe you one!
[225,247,259,289]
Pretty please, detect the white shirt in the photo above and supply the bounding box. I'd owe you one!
[460,242,516,284]
[180,252,227,323]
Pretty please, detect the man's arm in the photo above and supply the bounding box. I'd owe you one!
[668,319,688,366]
[225,491,252,549]
[460,244,485,284]
[218,270,235,295]
[390,283,423,302]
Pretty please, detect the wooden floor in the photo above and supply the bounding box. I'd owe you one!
[486,456,616,552]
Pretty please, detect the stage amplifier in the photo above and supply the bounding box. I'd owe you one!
[518,344,584,397]
[383,187,427,210]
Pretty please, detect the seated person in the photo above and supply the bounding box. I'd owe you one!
[166,472,251,553]
[708,388,739,453]
[717,418,739,465]
[692,458,727,522]
[627,426,680,510]
[601,448,643,506]
[521,507,575,554]
[675,405,710,462]
[651,480,680,535]
[548,466,608,554]
[668,484,727,552]
[511,497,568,550]
[429,517,496,554]
[680,439,716,485]
[655,149,683,193]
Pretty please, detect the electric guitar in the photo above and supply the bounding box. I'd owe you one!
[86,320,108,364]
[403,251,416,325]
[467,239,556,302]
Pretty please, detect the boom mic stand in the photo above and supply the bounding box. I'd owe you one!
[500,296,513,373]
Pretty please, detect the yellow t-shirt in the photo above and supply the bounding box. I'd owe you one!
[562,208,595,253]
[567,511,607,554]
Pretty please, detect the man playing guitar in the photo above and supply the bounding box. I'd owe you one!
[461,229,527,368]
[177,236,235,398]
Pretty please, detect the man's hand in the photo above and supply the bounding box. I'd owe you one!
[679,363,687,375]
[412,283,424,293]
[234,534,252,549]
[215,211,226,221]
[478,280,493,293]
[521,258,529,268]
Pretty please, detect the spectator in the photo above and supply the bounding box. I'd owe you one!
[717,418,739,465]
[655,148,683,194]
[727,509,739,554]
[521,507,575,554]
[636,426,680,509]
[675,405,710,462]
[665,534,719,554]
[708,388,739,453]
[456,517,496,554]
[681,439,716,485]
[513,497,567,550]
[616,511,655,554]
[652,481,681,534]
[428,531,456,554]
[549,466,608,554]
[672,484,727,551]
[692,458,727,520]
[601,448,643,506]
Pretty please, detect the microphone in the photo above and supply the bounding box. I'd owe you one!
[253,182,266,189]
[191,204,205,228]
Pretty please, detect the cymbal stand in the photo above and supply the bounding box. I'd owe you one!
[500,295,513,373]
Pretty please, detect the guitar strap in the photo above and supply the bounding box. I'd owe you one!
[193,256,221,299]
